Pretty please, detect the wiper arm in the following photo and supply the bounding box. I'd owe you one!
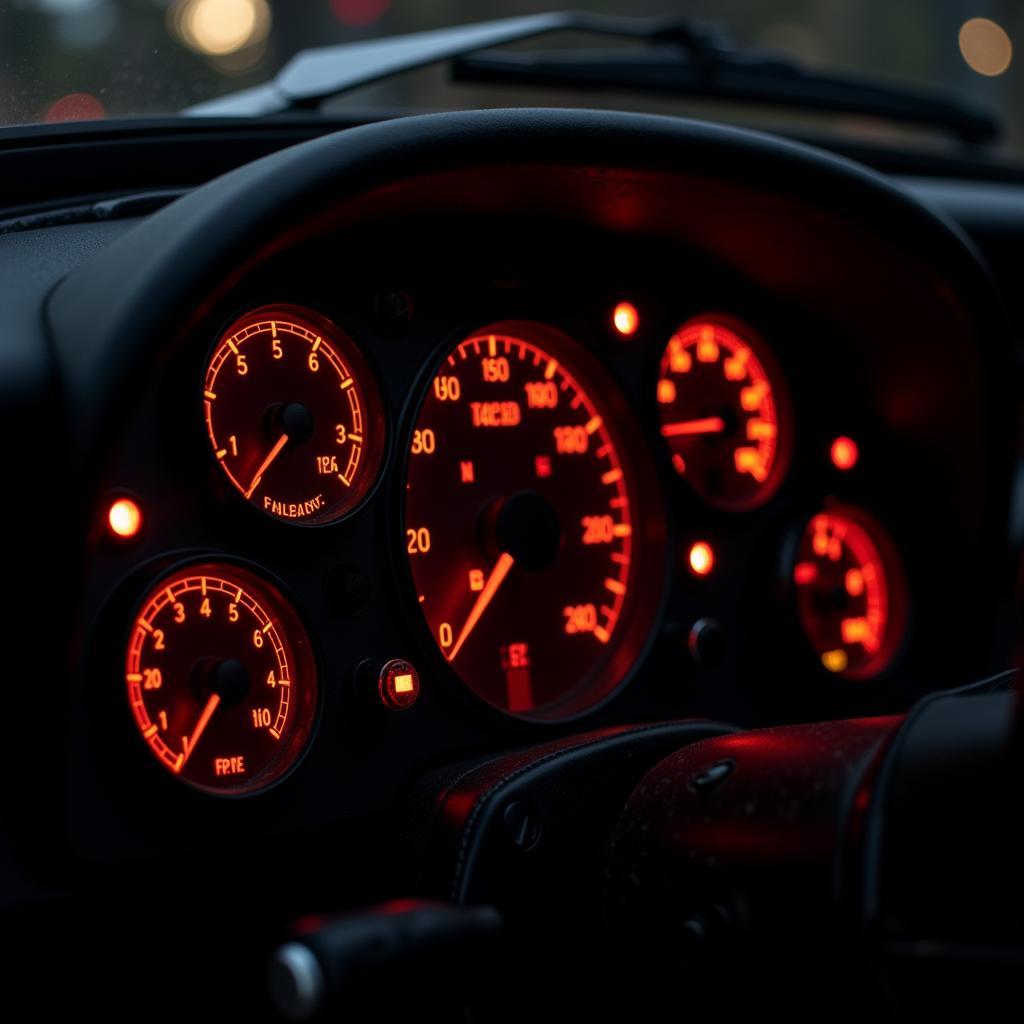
[186,10,998,145]
[453,46,997,145]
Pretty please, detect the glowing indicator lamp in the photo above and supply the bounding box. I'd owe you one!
[378,659,420,711]
[107,497,143,540]
[830,436,859,472]
[612,302,640,337]
[688,541,715,577]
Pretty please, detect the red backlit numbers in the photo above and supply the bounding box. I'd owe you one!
[563,603,598,634]
[554,425,589,454]
[482,357,511,382]
[406,527,431,554]
[524,381,559,409]
[582,514,615,545]
[410,429,436,455]
[433,375,461,401]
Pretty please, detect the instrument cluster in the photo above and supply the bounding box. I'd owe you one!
[96,232,915,801]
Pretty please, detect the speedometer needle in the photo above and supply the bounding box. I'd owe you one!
[244,433,290,499]
[177,693,221,771]
[447,551,515,663]
[660,416,727,438]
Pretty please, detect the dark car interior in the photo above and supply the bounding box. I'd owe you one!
[2,9,1023,1021]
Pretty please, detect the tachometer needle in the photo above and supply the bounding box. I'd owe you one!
[447,551,515,663]
[177,693,221,771]
[659,416,726,438]
[244,433,290,499]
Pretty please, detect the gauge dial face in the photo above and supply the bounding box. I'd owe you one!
[204,304,385,525]
[125,562,318,795]
[792,506,906,680]
[656,316,790,510]
[405,321,662,720]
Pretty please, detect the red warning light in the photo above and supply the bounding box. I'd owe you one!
[612,302,640,337]
[378,659,420,711]
[688,541,715,577]
[107,497,143,540]
[830,436,859,471]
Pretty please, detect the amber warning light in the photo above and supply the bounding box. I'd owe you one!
[107,496,143,540]
[379,659,420,711]
[612,302,640,337]
[688,541,715,577]
[830,436,859,471]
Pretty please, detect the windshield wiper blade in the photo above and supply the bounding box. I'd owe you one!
[453,47,997,145]
[186,10,998,145]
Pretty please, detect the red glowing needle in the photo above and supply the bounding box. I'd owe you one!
[244,433,289,499]
[446,551,515,663]
[659,416,727,438]
[176,693,221,771]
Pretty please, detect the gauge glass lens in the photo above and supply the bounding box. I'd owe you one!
[656,316,790,510]
[204,304,385,525]
[405,322,662,720]
[125,562,318,795]
[792,506,906,680]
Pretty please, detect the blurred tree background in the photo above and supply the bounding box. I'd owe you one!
[2,0,1021,155]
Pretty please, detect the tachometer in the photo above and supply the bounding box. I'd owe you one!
[656,315,791,510]
[203,304,386,525]
[792,505,907,680]
[125,561,318,795]
[404,321,663,720]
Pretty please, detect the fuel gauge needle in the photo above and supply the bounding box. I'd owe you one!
[176,693,221,771]
[244,433,289,499]
[446,551,515,663]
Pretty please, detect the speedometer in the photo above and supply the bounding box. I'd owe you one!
[404,321,664,721]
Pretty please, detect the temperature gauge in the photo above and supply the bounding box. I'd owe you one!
[792,506,907,680]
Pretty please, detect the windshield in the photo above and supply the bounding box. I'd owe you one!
[3,1,1022,156]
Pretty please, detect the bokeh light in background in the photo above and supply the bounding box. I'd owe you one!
[44,91,105,122]
[959,17,1012,76]
[330,0,390,30]
[169,0,271,58]
[2,1,1021,154]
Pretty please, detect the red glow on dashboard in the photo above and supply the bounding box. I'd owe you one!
[830,436,859,471]
[107,497,143,539]
[612,302,640,337]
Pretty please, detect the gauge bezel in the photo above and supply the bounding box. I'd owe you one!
[788,501,909,683]
[123,555,323,798]
[398,317,669,724]
[202,302,389,529]
[655,311,794,513]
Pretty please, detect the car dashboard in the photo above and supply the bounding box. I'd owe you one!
[1,107,1020,1017]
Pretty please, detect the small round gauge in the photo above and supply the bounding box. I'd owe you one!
[125,562,318,795]
[404,321,663,721]
[656,315,791,510]
[203,304,385,525]
[792,505,907,680]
